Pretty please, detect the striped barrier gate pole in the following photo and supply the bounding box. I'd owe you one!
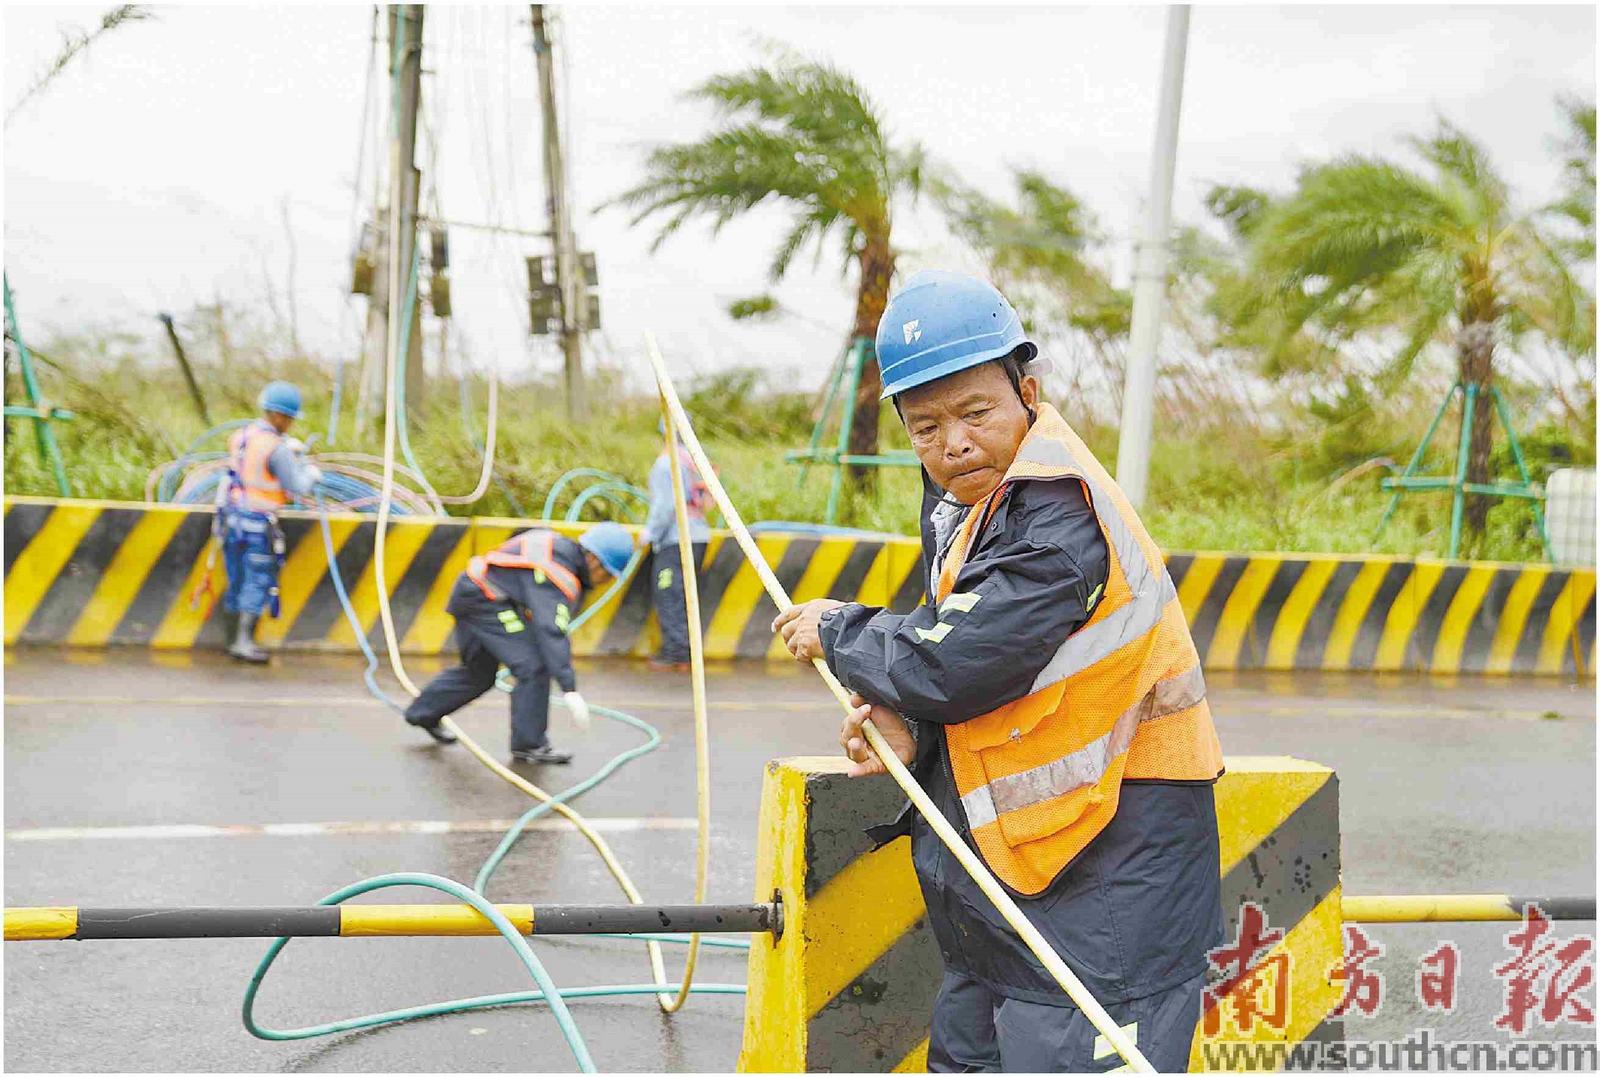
[5,902,781,941]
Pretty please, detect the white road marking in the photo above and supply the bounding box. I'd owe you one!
[5,817,698,841]
[4,695,828,711]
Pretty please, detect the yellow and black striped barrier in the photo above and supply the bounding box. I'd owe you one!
[4,901,780,941]
[5,496,1593,674]
[737,756,1346,1073]
[0,498,924,661]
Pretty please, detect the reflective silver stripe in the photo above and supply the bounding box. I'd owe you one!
[962,785,999,829]
[960,665,1208,829]
[1015,437,1075,469]
[1028,466,1170,692]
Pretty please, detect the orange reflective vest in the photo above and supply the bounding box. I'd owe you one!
[937,403,1224,896]
[227,423,289,513]
[467,529,581,605]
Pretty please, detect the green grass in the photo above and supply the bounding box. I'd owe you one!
[1,356,1565,563]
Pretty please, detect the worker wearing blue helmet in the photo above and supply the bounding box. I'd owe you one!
[216,381,323,663]
[774,271,1225,1072]
[402,521,633,764]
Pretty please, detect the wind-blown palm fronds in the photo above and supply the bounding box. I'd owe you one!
[1243,117,1587,542]
[608,47,926,466]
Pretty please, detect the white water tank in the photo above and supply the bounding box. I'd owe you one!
[1545,468,1596,567]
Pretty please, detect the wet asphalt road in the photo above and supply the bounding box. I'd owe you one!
[4,649,1595,1072]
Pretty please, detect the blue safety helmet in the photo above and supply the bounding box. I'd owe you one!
[259,380,303,419]
[875,271,1038,400]
[578,522,635,579]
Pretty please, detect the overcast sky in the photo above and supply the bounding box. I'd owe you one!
[4,3,1594,394]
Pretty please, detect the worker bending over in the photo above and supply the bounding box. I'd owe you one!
[218,381,322,663]
[641,418,711,671]
[403,522,634,764]
[775,271,1225,1072]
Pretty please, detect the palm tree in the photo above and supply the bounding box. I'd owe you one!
[1241,118,1586,543]
[937,170,1129,429]
[1551,97,1596,262]
[609,48,924,469]
[939,170,1128,337]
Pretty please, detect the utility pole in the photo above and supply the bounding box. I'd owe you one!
[1115,5,1190,509]
[531,4,587,421]
[360,4,426,431]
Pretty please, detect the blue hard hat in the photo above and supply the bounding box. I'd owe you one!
[259,380,303,419]
[578,522,635,578]
[875,271,1037,400]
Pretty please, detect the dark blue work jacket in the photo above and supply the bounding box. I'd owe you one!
[820,469,1224,1005]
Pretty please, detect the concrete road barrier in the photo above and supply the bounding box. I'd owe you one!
[5,497,1592,674]
[738,756,1345,1073]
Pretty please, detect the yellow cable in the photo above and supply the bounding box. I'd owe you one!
[641,333,1154,1073]
[365,227,673,1005]
[364,265,708,1010]
[654,392,711,1012]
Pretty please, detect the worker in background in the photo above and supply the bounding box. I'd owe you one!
[641,417,711,672]
[403,521,635,764]
[774,271,1225,1072]
[218,381,322,664]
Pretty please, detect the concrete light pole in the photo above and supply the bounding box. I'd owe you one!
[1115,5,1190,508]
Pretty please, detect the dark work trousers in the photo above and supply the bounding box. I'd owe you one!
[404,604,552,752]
[651,542,707,664]
[928,967,1206,1073]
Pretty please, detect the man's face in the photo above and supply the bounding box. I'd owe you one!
[898,360,1038,506]
[584,551,613,589]
[265,411,295,434]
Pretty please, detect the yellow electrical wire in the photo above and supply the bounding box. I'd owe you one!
[640,333,1154,1073]
[654,391,711,1012]
[370,401,677,1003]
[364,238,716,1010]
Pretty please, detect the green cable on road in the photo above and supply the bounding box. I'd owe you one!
[272,192,744,1055]
[247,514,746,1063]
[243,872,597,1070]
[473,698,660,894]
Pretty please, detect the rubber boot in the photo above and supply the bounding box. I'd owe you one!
[228,613,270,664]
[217,608,239,652]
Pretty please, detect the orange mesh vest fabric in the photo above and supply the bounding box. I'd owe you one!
[227,425,289,512]
[466,530,581,605]
[937,403,1224,895]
